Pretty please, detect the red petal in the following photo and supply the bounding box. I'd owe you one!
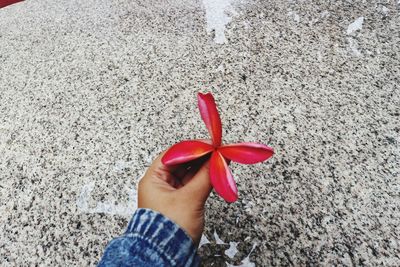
[197,93,222,147]
[0,0,23,8]
[210,151,238,202]
[218,142,274,164]
[162,140,214,166]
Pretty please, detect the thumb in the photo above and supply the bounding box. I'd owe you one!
[181,161,212,202]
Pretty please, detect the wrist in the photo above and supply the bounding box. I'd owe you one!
[126,208,200,266]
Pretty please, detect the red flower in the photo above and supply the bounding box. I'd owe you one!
[0,0,23,9]
[162,93,274,202]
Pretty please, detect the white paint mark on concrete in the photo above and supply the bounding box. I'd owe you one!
[76,182,95,211]
[321,10,329,18]
[346,17,364,35]
[288,11,300,23]
[214,230,226,244]
[92,201,130,216]
[347,37,362,57]
[216,64,225,73]
[202,0,236,43]
[233,256,255,267]
[199,234,211,248]
[380,6,389,16]
[76,181,137,218]
[226,243,257,267]
[312,10,329,24]
[114,160,133,173]
[225,242,239,259]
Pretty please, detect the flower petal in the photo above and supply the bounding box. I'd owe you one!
[0,0,23,8]
[218,142,274,164]
[210,151,238,202]
[162,140,214,166]
[197,93,222,147]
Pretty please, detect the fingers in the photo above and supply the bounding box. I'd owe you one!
[181,160,212,202]
[143,142,213,191]
[151,149,200,175]
[155,139,212,170]
[142,150,179,179]
[146,142,209,175]
[180,155,208,184]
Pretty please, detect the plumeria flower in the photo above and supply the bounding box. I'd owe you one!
[162,92,274,202]
[0,0,23,9]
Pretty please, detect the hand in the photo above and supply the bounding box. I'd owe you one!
[138,147,212,246]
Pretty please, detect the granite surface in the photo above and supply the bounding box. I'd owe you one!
[1,0,399,266]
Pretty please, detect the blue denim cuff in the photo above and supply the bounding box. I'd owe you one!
[125,208,200,267]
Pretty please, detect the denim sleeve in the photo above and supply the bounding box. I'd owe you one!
[97,208,200,267]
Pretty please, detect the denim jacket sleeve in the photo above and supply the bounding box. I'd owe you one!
[97,208,200,267]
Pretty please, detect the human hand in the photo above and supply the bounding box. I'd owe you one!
[138,146,212,246]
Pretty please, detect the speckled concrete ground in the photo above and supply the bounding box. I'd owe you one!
[1,0,399,266]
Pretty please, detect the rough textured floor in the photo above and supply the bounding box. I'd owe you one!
[1,0,399,266]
